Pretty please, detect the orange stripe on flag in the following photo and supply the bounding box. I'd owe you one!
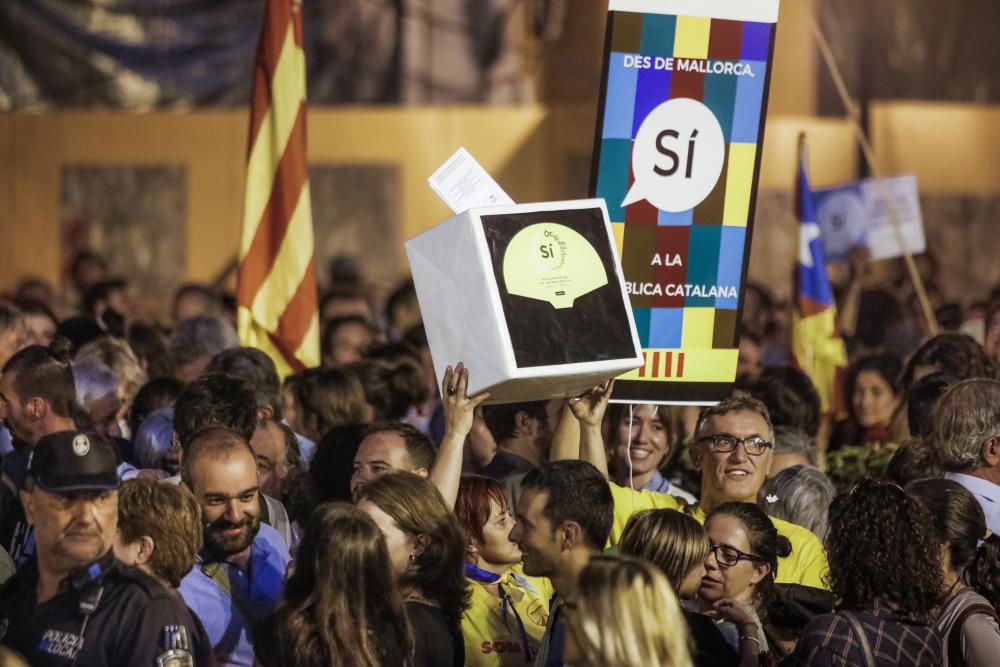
[677,352,685,378]
[273,263,318,357]
[639,352,647,378]
[247,0,293,151]
[664,352,672,378]
[237,101,308,308]
[652,351,660,378]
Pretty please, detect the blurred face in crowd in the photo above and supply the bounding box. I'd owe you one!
[86,391,124,440]
[250,419,289,499]
[692,410,774,508]
[853,370,899,429]
[610,405,671,479]
[679,560,708,600]
[350,431,420,496]
[322,296,372,323]
[23,313,56,347]
[699,513,769,607]
[0,371,33,443]
[188,447,262,559]
[474,499,522,567]
[0,320,27,369]
[175,355,213,384]
[357,499,417,577]
[508,488,560,578]
[21,486,118,573]
[737,334,763,381]
[324,321,372,367]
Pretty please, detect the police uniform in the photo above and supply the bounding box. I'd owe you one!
[0,430,215,666]
[0,550,214,666]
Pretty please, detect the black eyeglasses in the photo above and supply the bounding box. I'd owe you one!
[708,543,765,567]
[697,434,773,456]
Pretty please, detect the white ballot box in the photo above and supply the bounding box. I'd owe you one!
[405,199,643,403]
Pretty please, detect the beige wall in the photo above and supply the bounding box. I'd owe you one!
[2,101,997,301]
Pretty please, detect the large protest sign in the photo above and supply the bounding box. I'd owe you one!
[814,174,926,262]
[590,0,780,404]
[406,199,644,403]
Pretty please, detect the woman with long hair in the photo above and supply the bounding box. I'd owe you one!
[562,555,693,667]
[907,478,1000,666]
[828,354,904,452]
[356,472,470,667]
[255,503,412,667]
[783,478,944,665]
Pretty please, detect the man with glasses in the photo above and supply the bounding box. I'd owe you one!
[564,389,829,589]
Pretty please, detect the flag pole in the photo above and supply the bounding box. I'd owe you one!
[804,7,938,335]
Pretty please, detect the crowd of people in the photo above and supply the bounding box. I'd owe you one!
[2,250,1000,666]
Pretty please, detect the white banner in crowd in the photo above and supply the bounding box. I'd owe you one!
[814,174,927,262]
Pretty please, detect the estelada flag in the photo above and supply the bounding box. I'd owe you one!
[793,134,847,415]
[236,0,319,377]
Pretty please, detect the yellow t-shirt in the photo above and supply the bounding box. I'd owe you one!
[461,565,554,666]
[608,483,830,589]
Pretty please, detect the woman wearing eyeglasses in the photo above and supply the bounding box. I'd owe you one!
[698,501,791,657]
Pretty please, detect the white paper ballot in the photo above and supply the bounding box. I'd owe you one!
[428,147,515,214]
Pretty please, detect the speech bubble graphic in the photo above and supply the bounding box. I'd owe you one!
[622,98,726,212]
[502,222,608,309]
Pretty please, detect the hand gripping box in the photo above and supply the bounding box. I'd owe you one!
[405,199,644,403]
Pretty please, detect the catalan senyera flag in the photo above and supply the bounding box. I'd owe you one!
[793,135,847,415]
[237,0,319,378]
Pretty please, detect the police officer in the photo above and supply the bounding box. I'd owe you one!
[0,431,210,666]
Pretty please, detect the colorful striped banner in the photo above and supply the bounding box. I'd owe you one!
[237,0,319,377]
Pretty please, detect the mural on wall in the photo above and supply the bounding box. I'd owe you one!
[60,165,187,308]
[308,164,402,299]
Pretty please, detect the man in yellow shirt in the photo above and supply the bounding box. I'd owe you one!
[562,384,829,589]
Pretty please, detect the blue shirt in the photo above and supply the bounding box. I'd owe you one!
[179,522,290,667]
[642,470,698,504]
[946,472,1000,536]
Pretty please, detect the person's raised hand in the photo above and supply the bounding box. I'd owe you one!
[567,379,615,428]
[442,362,490,439]
[710,599,758,635]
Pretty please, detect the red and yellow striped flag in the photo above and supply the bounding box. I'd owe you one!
[237,0,319,378]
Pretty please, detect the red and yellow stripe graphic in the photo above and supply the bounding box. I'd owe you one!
[237,0,319,377]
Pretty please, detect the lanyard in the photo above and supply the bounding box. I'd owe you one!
[464,563,535,661]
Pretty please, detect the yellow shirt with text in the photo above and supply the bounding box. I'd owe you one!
[609,483,829,589]
[461,565,554,666]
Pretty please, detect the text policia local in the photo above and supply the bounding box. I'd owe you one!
[622,55,757,78]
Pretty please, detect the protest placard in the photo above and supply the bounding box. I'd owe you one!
[590,0,781,403]
[814,174,926,262]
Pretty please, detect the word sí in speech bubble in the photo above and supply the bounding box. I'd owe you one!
[622,98,726,213]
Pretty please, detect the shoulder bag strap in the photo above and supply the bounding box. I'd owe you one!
[842,611,876,667]
[948,603,999,667]
[200,561,257,628]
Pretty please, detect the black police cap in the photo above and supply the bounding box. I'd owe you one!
[28,431,121,494]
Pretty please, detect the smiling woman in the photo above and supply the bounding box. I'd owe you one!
[605,404,696,503]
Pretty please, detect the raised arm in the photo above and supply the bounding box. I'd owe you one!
[429,362,490,508]
[566,379,615,480]
[548,399,581,462]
